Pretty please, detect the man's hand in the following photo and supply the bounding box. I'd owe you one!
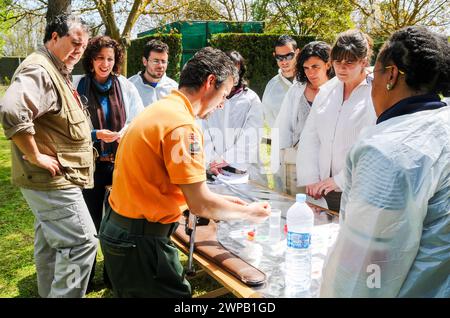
[23,153,62,177]
[246,201,271,224]
[96,129,120,143]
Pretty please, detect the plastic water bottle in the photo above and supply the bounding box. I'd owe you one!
[285,193,314,297]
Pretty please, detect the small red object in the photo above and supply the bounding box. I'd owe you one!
[284,224,288,234]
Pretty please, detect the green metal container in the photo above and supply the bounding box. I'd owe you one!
[138,20,264,67]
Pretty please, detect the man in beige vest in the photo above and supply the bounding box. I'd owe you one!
[0,14,97,298]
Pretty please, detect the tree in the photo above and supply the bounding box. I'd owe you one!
[0,0,13,54]
[46,0,71,23]
[215,0,252,20]
[251,0,270,21]
[254,0,354,43]
[146,0,222,29]
[1,14,45,56]
[91,0,189,75]
[351,0,450,38]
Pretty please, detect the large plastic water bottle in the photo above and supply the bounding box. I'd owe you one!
[285,193,314,297]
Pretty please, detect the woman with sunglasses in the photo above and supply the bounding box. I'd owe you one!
[296,30,376,212]
[321,26,449,297]
[73,35,144,288]
[271,41,334,193]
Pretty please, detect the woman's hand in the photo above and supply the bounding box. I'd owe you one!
[208,159,228,175]
[96,129,120,143]
[306,182,323,199]
[306,178,339,199]
[317,177,339,196]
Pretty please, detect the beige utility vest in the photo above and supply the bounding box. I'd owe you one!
[11,51,95,190]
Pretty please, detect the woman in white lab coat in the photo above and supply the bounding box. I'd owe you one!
[271,41,334,193]
[321,26,450,297]
[296,29,376,212]
[203,50,264,182]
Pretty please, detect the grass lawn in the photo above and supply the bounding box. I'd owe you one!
[0,86,225,298]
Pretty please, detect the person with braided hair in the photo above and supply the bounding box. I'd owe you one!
[320,26,450,298]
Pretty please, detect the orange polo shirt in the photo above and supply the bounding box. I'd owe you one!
[109,90,206,223]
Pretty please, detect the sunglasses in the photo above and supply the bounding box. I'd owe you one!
[275,52,295,62]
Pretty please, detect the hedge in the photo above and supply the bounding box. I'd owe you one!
[127,34,182,81]
[0,57,24,85]
[127,33,317,97]
[210,33,316,97]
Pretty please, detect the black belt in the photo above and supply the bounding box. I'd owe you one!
[109,209,178,237]
[98,153,115,163]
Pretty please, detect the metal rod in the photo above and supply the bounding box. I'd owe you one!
[186,214,197,277]
[211,175,258,202]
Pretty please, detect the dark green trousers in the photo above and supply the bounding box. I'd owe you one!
[99,204,191,298]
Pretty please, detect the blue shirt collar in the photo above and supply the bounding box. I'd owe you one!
[140,71,158,88]
[377,94,447,124]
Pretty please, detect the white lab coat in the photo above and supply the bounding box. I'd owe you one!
[320,106,450,297]
[273,82,309,150]
[296,77,376,190]
[73,74,144,130]
[261,69,295,127]
[269,82,308,191]
[202,88,263,173]
[128,72,178,107]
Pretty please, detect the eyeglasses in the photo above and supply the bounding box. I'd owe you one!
[274,52,295,62]
[148,59,168,65]
[366,65,405,84]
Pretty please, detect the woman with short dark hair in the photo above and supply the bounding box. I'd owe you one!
[296,30,376,212]
[321,26,450,297]
[272,41,333,193]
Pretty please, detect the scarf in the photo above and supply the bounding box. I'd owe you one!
[78,74,126,155]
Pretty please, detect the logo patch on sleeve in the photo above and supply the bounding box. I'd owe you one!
[188,132,201,155]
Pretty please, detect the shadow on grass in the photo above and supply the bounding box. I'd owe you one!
[85,259,114,298]
[15,272,39,298]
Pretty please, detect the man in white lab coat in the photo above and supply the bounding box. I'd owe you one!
[129,39,178,107]
[261,35,299,128]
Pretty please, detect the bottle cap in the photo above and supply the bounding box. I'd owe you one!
[296,193,306,203]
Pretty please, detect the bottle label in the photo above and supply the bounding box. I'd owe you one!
[287,232,311,249]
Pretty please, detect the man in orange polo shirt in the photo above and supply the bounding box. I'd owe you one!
[99,47,271,297]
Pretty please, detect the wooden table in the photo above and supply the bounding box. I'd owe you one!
[172,182,339,298]
[172,235,262,298]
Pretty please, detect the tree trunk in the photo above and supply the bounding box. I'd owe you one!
[46,0,72,23]
[122,47,128,76]
[119,36,132,76]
